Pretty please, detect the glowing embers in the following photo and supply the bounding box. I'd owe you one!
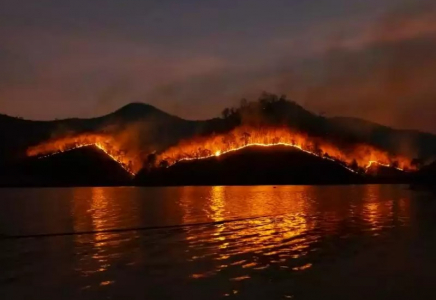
[27,126,413,176]
[175,142,357,173]
[27,135,137,175]
[156,126,412,173]
[365,160,403,171]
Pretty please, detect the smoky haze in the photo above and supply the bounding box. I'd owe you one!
[0,0,435,133]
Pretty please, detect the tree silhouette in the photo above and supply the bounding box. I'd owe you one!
[146,153,157,169]
[240,98,248,108]
[350,159,358,170]
[199,148,212,157]
[222,136,230,148]
[227,133,236,147]
[411,158,424,169]
[312,141,323,156]
[221,108,231,119]
[240,132,251,146]
[159,160,169,168]
[127,160,133,172]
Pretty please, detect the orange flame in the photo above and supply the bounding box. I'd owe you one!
[26,134,139,175]
[157,126,413,172]
[26,126,414,177]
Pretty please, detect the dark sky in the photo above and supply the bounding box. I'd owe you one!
[1,0,436,132]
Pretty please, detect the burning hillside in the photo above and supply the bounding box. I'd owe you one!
[3,145,133,187]
[155,126,414,172]
[136,144,365,186]
[25,94,416,178]
[26,125,414,178]
[6,93,435,187]
[26,134,141,175]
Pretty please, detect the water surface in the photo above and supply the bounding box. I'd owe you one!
[1,185,436,299]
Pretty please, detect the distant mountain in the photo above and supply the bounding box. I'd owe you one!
[2,95,436,186]
[0,103,200,163]
[108,102,181,121]
[365,163,412,183]
[412,160,436,186]
[328,117,436,159]
[1,95,436,170]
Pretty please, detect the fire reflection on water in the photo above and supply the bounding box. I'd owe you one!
[208,186,226,222]
[178,185,411,283]
[64,185,411,297]
[71,188,139,282]
[180,186,319,279]
[361,185,410,233]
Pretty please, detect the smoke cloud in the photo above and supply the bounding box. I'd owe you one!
[0,1,435,133]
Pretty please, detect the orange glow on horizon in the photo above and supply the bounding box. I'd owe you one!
[157,126,413,173]
[26,134,138,175]
[26,126,414,175]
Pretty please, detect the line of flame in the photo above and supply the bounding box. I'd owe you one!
[365,160,403,171]
[170,142,360,173]
[37,143,135,176]
[34,141,404,177]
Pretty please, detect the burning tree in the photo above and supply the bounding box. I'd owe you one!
[146,153,157,169]
[411,158,424,169]
[155,126,413,171]
[159,160,169,168]
[240,132,251,146]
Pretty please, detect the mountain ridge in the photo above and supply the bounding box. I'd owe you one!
[1,97,436,166]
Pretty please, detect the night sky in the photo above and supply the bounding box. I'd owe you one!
[1,0,435,132]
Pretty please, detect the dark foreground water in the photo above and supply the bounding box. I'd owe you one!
[1,185,436,299]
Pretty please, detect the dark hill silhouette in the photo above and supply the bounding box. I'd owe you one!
[0,146,132,187]
[1,93,436,187]
[329,117,436,159]
[412,160,436,186]
[109,102,179,121]
[365,163,411,183]
[0,103,199,164]
[135,145,363,186]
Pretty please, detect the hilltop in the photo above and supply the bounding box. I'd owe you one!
[0,145,131,187]
[1,94,435,167]
[1,93,436,187]
[135,145,363,186]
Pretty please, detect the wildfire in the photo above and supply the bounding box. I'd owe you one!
[156,126,413,173]
[26,134,139,175]
[26,126,414,177]
[365,161,403,171]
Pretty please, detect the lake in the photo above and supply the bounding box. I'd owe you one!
[1,185,436,299]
